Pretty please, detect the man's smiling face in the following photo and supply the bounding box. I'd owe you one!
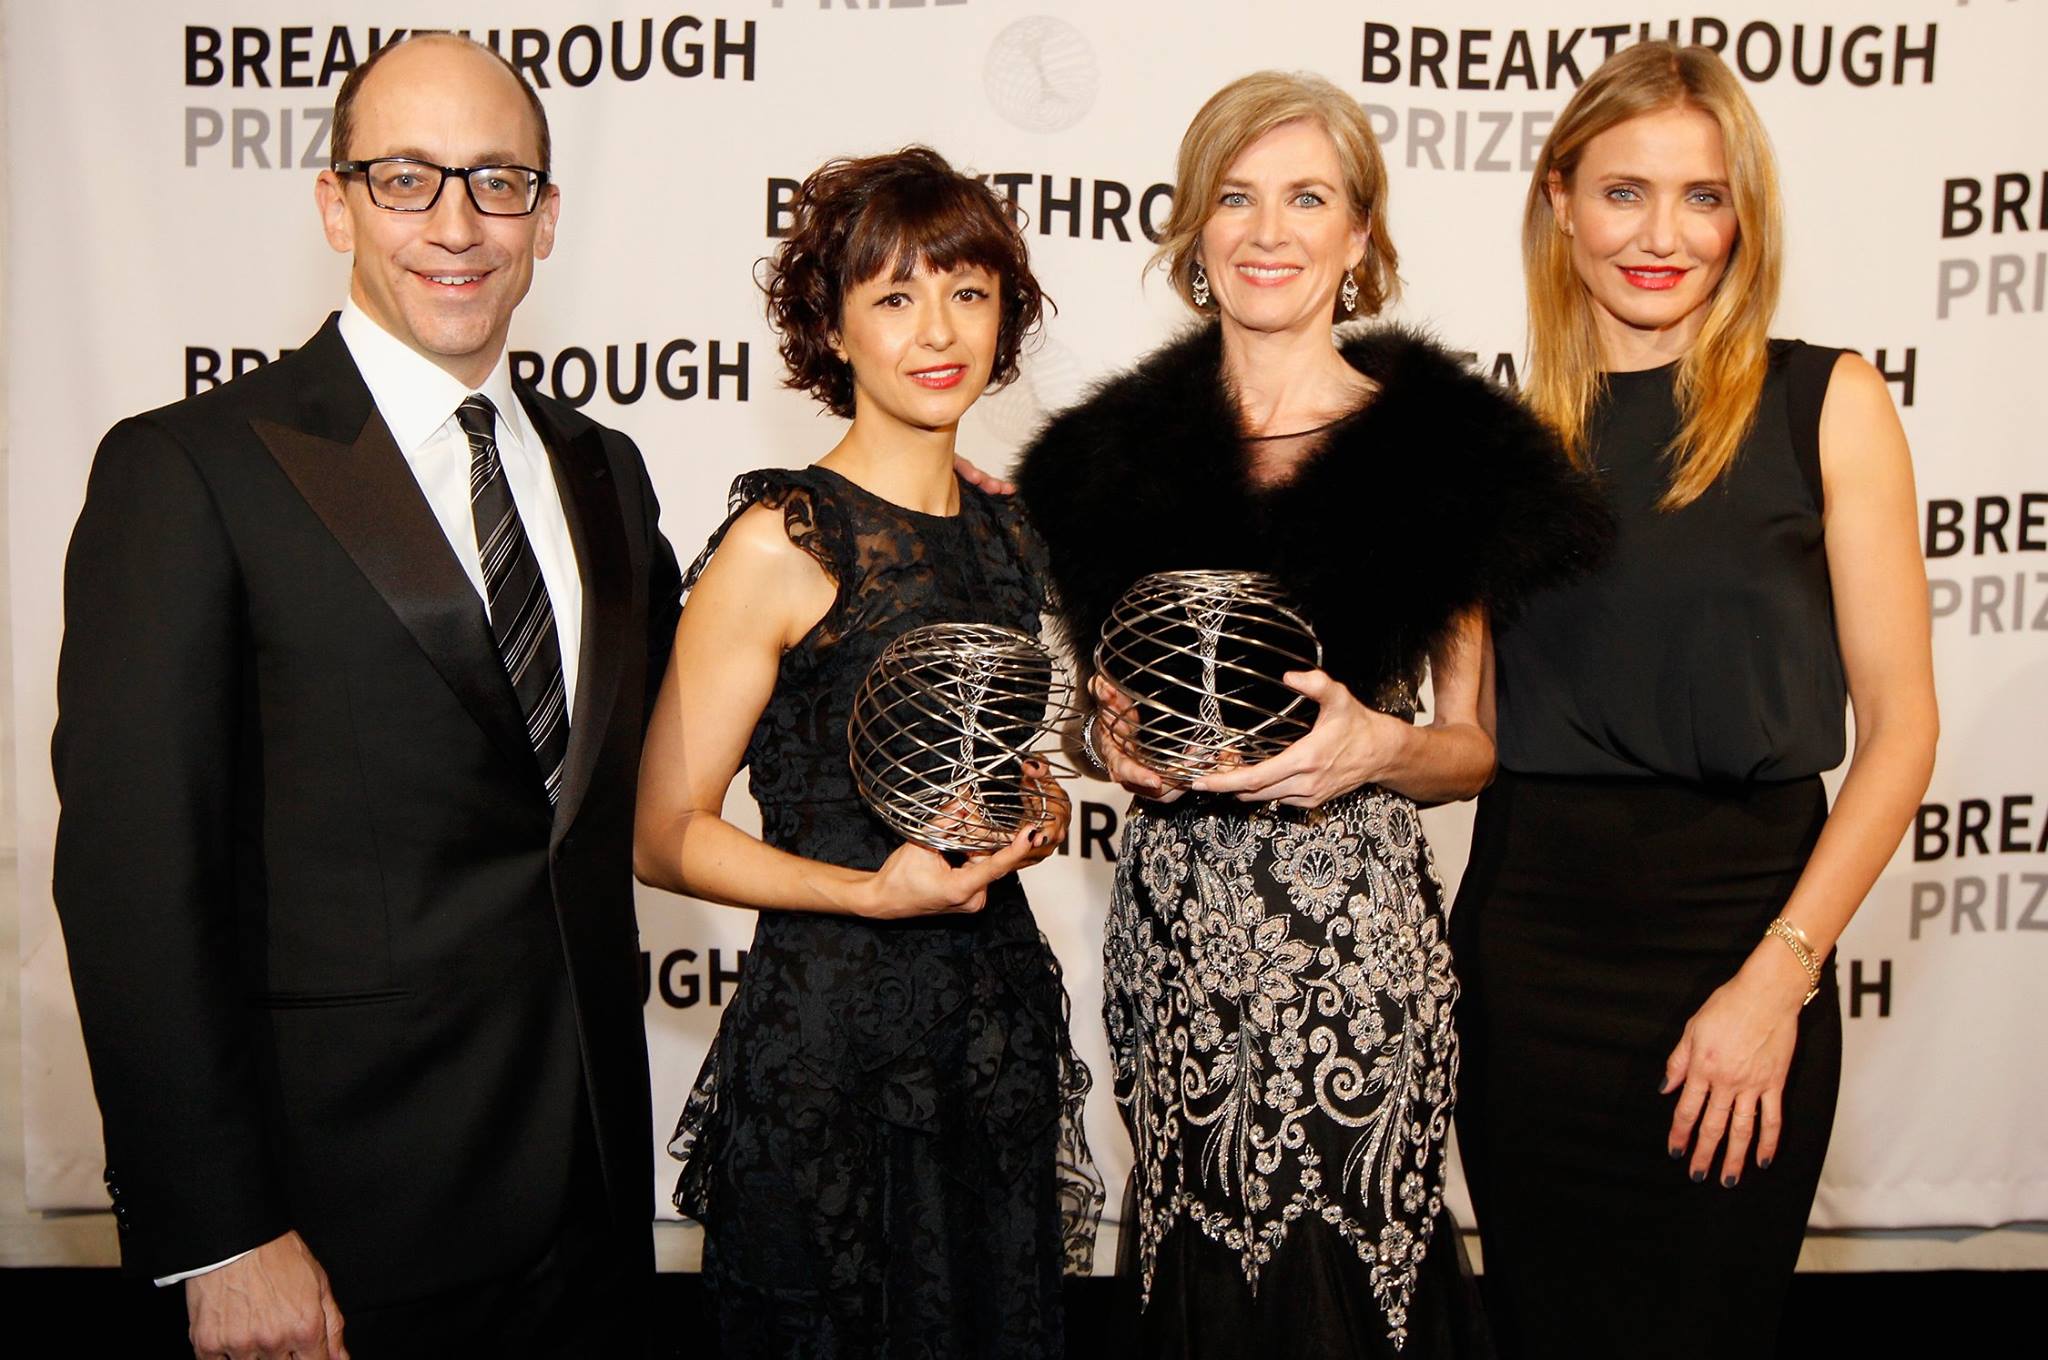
[316,37,559,388]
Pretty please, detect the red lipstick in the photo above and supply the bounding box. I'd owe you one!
[909,365,966,390]
[1620,266,1688,291]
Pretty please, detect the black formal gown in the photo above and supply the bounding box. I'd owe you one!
[668,467,1102,1359]
[1109,777,1488,1360]
[1453,341,1849,1359]
[1016,322,1609,1360]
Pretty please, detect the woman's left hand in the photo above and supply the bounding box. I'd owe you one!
[1192,669,1409,808]
[1013,756,1071,867]
[1662,942,1814,1187]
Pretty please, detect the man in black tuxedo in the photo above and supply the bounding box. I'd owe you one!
[52,34,679,1357]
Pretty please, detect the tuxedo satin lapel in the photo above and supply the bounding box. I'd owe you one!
[252,411,543,789]
[522,393,629,838]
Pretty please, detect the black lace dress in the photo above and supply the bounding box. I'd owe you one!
[668,466,1101,1359]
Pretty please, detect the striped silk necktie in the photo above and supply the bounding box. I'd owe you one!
[456,394,570,805]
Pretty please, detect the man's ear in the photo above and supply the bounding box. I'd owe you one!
[315,171,353,255]
[531,183,562,261]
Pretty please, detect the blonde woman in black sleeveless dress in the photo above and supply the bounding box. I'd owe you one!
[1450,44,1939,1358]
[634,149,1099,1357]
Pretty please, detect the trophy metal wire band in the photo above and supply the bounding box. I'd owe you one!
[1093,569,1323,783]
[850,623,1079,853]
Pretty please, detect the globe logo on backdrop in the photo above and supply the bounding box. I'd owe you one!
[974,334,1089,453]
[983,16,1098,133]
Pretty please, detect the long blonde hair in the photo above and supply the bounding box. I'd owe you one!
[1524,42,1782,509]
[1151,71,1400,321]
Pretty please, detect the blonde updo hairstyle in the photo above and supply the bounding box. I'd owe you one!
[1150,70,1400,322]
[1524,41,1783,510]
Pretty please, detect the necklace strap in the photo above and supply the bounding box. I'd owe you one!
[1245,417,1342,443]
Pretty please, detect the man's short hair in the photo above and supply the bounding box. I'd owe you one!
[331,33,553,172]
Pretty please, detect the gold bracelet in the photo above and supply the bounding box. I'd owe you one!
[1766,917,1822,1007]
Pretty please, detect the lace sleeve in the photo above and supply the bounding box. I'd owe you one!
[680,469,850,604]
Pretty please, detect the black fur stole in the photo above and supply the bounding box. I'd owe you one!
[1014,323,1612,702]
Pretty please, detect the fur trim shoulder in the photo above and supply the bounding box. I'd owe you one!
[1015,323,1611,698]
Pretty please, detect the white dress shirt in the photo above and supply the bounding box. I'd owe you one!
[154,304,586,1287]
[338,300,583,710]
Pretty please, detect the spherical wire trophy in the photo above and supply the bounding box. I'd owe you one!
[1093,569,1322,784]
[849,623,1078,854]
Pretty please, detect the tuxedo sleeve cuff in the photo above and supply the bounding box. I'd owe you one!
[155,1249,253,1287]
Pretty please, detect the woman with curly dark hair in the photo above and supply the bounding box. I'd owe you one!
[634,146,1101,1356]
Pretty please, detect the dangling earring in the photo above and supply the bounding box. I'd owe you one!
[1340,272,1360,315]
[1191,261,1211,308]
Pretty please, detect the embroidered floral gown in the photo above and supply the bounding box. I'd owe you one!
[1105,675,1473,1358]
[1013,323,1609,1359]
[668,467,1101,1359]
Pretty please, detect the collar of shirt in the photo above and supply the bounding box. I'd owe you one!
[333,298,586,718]
[337,299,539,457]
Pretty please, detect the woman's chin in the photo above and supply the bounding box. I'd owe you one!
[1219,302,1338,338]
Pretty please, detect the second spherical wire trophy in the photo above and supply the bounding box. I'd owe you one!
[848,571,1322,850]
[1093,570,1322,782]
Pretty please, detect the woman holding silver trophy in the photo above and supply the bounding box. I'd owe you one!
[633,148,1099,1356]
[1018,73,1607,1356]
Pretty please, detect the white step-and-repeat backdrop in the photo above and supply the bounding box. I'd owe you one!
[8,1,2043,1249]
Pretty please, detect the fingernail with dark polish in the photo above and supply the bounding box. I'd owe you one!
[1667,1146,1685,1161]
[1690,1169,1706,1184]
[1721,1174,1738,1189]
[1758,1157,1772,1171]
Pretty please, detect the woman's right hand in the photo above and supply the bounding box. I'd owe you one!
[1089,676,1185,804]
[860,829,1038,919]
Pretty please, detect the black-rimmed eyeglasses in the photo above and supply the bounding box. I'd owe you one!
[331,158,551,216]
